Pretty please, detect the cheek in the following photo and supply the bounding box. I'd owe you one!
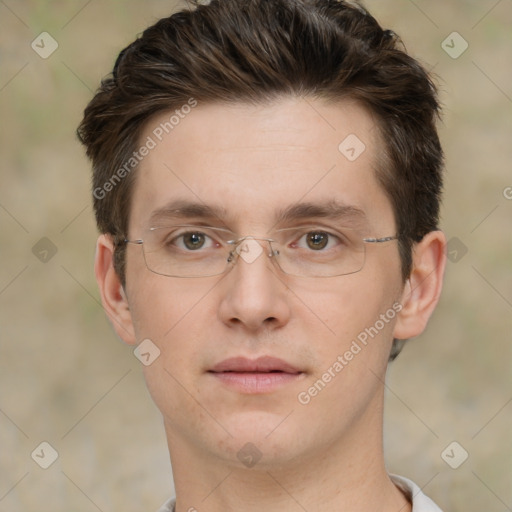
[127,270,215,341]
[295,273,396,336]
[129,279,218,422]
[297,281,400,414]
[299,269,403,379]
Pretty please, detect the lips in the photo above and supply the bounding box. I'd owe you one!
[209,356,302,374]
[208,356,304,394]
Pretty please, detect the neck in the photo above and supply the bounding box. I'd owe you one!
[164,391,411,512]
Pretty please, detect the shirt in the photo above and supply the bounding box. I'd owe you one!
[156,474,443,511]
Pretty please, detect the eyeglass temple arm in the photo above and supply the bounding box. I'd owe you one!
[363,235,398,243]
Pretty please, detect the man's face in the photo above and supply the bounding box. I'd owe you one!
[123,97,405,465]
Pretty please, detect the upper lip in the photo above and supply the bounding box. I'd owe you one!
[209,356,302,374]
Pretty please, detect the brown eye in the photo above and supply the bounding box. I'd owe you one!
[183,232,206,250]
[306,232,329,250]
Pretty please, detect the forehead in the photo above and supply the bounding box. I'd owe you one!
[129,97,393,233]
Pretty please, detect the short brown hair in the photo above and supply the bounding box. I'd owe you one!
[78,0,443,357]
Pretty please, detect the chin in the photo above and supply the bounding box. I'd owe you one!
[210,410,310,464]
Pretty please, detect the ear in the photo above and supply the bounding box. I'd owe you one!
[393,230,446,340]
[94,234,137,345]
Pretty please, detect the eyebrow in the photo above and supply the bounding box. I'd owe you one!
[148,199,228,226]
[148,199,368,228]
[274,200,368,227]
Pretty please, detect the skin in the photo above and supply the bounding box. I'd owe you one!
[95,97,446,512]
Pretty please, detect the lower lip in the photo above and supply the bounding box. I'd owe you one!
[209,371,303,393]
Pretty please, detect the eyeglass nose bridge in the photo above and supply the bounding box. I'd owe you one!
[226,235,279,264]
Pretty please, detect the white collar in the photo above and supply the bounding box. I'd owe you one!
[157,474,443,512]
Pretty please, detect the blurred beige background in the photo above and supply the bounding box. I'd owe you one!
[1,1,511,510]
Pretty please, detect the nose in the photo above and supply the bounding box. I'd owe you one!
[217,238,291,332]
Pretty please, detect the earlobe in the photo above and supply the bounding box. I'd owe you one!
[393,231,446,341]
[94,234,137,345]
